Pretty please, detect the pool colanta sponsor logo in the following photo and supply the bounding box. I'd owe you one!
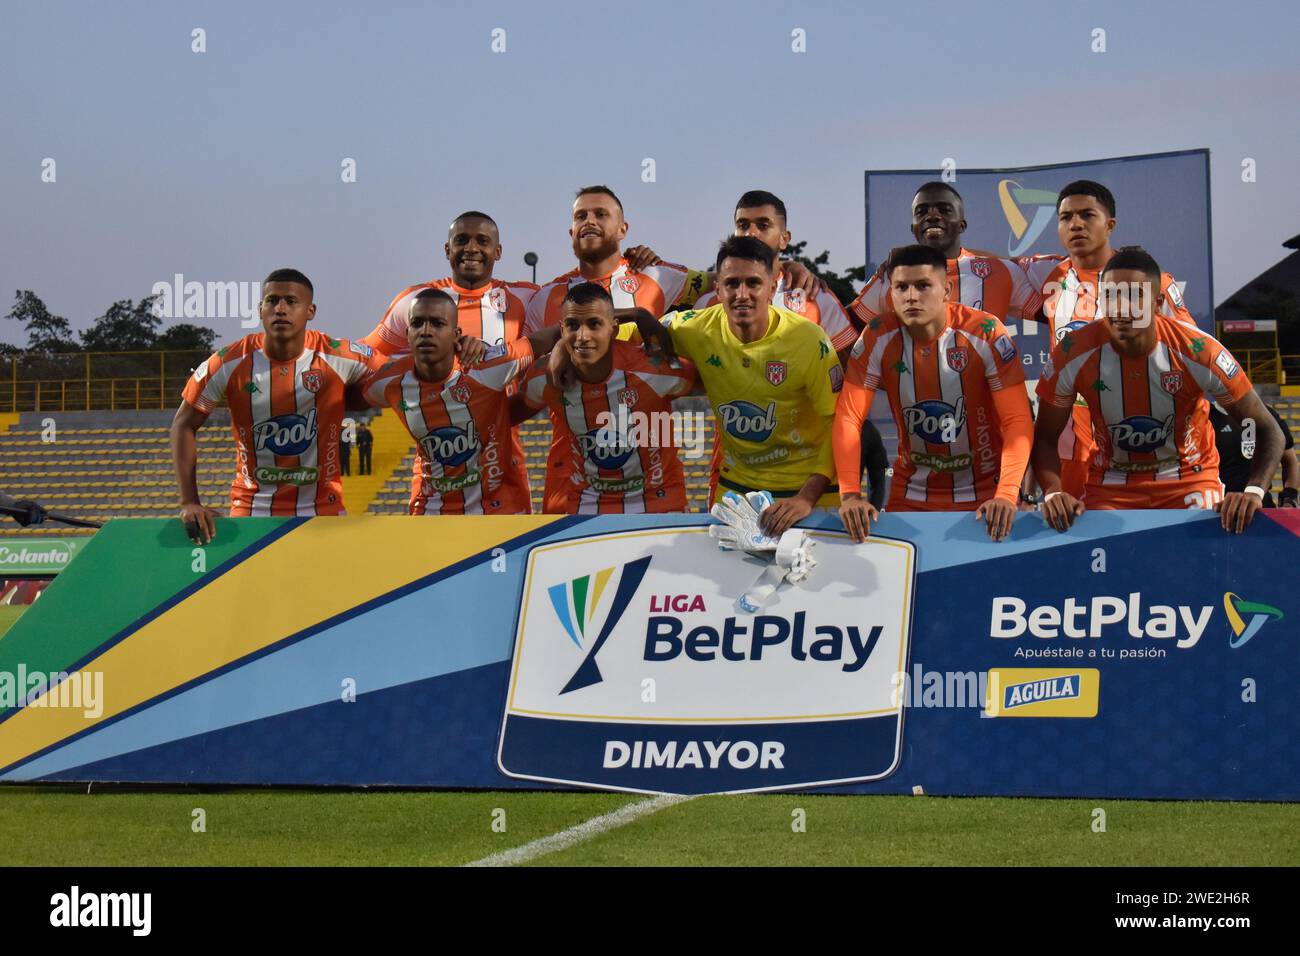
[253,409,318,456]
[903,397,966,444]
[422,421,479,467]
[718,400,778,441]
[576,426,636,470]
[1110,415,1174,454]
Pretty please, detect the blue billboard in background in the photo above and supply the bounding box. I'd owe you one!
[865,149,1213,381]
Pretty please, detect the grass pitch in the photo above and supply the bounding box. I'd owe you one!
[1,787,1295,866]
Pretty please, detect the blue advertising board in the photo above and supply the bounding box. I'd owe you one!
[0,511,1294,801]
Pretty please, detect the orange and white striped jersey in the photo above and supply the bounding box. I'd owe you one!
[356,339,535,515]
[1022,254,1199,467]
[1035,315,1252,495]
[850,249,1042,329]
[522,259,693,333]
[182,330,382,516]
[834,304,1032,507]
[361,278,539,356]
[695,277,857,353]
[521,340,695,514]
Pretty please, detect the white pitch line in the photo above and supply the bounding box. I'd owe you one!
[464,793,695,867]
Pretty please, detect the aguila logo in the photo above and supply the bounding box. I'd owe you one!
[421,421,479,467]
[903,397,967,444]
[1110,415,1174,454]
[253,409,318,456]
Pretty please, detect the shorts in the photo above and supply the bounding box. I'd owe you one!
[1084,478,1225,511]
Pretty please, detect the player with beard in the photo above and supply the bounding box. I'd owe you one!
[1021,181,1199,499]
[1033,247,1283,533]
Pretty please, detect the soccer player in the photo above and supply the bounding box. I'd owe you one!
[521,283,696,514]
[848,182,1042,332]
[834,245,1034,543]
[1032,247,1284,534]
[693,190,858,356]
[172,268,384,542]
[353,288,566,515]
[625,235,842,535]
[1021,180,1199,498]
[361,211,540,356]
[522,185,823,333]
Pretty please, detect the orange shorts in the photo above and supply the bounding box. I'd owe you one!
[1084,478,1224,511]
[886,480,985,513]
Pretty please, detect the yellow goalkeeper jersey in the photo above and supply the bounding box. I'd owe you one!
[658,304,841,492]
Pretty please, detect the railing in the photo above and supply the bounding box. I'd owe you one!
[1231,348,1282,385]
[1281,354,1300,386]
[1,350,209,413]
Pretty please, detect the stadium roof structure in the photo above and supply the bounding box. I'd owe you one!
[1216,233,1300,318]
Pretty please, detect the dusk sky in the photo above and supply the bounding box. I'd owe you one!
[3,0,1298,348]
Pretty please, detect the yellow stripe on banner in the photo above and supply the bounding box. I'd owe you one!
[589,566,613,619]
[0,515,562,770]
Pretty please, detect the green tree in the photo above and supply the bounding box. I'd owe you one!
[5,290,78,352]
[80,295,162,351]
[155,323,216,352]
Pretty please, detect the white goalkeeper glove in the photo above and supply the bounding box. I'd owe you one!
[708,490,779,553]
[707,490,818,612]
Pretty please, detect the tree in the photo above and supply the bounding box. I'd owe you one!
[154,323,217,352]
[80,295,162,351]
[5,290,78,352]
[782,240,867,309]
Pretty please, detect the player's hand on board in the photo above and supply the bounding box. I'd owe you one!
[760,495,813,538]
[838,493,878,543]
[180,502,217,545]
[1041,490,1085,533]
[455,334,488,366]
[976,497,1016,542]
[780,260,829,297]
[624,245,663,272]
[1215,490,1262,534]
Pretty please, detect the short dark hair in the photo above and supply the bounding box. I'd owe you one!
[408,287,457,319]
[562,282,614,311]
[575,185,623,213]
[263,268,313,295]
[913,181,963,205]
[1101,245,1161,283]
[735,190,787,223]
[715,234,776,274]
[884,244,948,276]
[1057,180,1115,218]
[450,210,498,231]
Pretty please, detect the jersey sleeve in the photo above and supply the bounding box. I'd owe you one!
[815,288,858,352]
[520,364,550,410]
[1181,334,1252,405]
[332,339,386,384]
[362,285,424,356]
[522,283,556,335]
[1159,274,1198,328]
[833,338,879,495]
[182,342,244,413]
[1006,258,1043,320]
[1035,339,1084,409]
[975,318,1027,392]
[638,263,690,311]
[849,273,888,326]
[466,337,535,391]
[356,364,401,410]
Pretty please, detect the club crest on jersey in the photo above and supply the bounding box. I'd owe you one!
[766,361,788,386]
[449,382,473,404]
[487,288,508,313]
[617,275,640,295]
[1160,371,1183,394]
[946,347,970,372]
[301,369,322,394]
[971,258,992,279]
[784,288,807,312]
[618,387,638,408]
[421,421,479,467]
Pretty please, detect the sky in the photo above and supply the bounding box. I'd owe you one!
[3,0,1298,348]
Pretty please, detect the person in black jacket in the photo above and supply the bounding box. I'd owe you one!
[1210,401,1298,507]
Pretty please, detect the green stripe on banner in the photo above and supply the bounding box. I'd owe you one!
[573,575,589,637]
[0,518,291,692]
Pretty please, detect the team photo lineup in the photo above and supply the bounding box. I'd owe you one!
[170,179,1293,546]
